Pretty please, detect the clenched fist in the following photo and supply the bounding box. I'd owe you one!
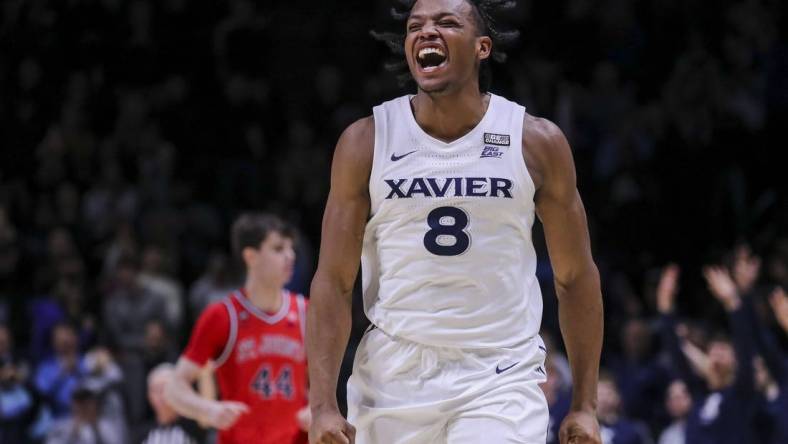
[310,407,355,444]
[559,410,602,444]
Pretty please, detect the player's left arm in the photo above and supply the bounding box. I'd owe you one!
[196,361,217,428]
[524,115,603,444]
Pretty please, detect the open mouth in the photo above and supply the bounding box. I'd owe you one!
[417,47,448,71]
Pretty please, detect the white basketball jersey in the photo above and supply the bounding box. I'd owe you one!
[361,93,543,349]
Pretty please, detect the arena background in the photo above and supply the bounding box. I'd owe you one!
[0,0,786,443]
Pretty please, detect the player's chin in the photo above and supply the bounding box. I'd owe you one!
[415,76,451,94]
[411,64,451,90]
[282,269,294,285]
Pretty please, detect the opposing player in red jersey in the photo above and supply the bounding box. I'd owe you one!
[166,213,310,444]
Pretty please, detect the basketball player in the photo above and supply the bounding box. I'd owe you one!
[166,213,310,444]
[307,0,603,443]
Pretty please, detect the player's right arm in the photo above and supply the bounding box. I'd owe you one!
[165,303,249,429]
[166,357,248,429]
[307,116,374,444]
[524,116,602,444]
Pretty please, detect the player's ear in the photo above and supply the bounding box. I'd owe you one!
[477,36,492,61]
[241,247,257,268]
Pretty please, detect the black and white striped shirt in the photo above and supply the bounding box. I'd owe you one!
[140,421,201,444]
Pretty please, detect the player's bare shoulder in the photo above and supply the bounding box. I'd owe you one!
[333,116,375,175]
[340,115,374,146]
[328,115,375,207]
[521,113,575,192]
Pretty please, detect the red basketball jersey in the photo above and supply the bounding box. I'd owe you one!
[183,289,308,444]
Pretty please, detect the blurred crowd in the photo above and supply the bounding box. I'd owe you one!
[543,248,788,444]
[0,0,786,443]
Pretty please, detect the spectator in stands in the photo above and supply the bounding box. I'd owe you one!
[143,319,178,373]
[753,286,788,444]
[133,319,179,424]
[596,372,653,444]
[189,252,237,317]
[753,356,782,443]
[138,244,183,331]
[46,382,125,444]
[81,348,126,418]
[657,379,692,444]
[0,325,36,444]
[729,247,788,444]
[101,223,139,280]
[81,160,139,245]
[609,318,670,423]
[657,263,758,444]
[102,253,168,424]
[33,255,96,357]
[102,253,166,354]
[34,322,84,418]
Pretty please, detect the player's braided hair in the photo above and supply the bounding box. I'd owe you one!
[371,0,519,92]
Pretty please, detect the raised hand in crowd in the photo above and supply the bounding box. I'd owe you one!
[676,324,711,379]
[703,266,741,312]
[769,287,788,334]
[657,264,680,314]
[674,320,717,382]
[732,245,761,294]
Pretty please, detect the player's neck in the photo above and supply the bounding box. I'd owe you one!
[412,85,489,143]
[243,278,283,314]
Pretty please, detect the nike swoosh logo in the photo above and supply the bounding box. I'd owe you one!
[495,361,520,374]
[391,150,417,161]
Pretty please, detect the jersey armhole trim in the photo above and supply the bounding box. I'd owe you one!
[295,294,307,340]
[369,106,384,216]
[515,105,537,200]
[214,298,238,368]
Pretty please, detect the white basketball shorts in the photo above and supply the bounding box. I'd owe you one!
[347,327,549,444]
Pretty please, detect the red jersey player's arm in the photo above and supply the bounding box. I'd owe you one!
[523,115,603,444]
[307,116,373,442]
[165,303,250,430]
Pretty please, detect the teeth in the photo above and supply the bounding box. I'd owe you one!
[418,47,445,60]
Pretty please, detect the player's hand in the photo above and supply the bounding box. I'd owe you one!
[559,410,601,444]
[732,245,760,294]
[310,407,355,444]
[656,264,680,314]
[297,405,312,432]
[203,400,249,430]
[703,266,741,311]
[769,287,788,334]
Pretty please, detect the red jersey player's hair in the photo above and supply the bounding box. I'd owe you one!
[230,212,295,260]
